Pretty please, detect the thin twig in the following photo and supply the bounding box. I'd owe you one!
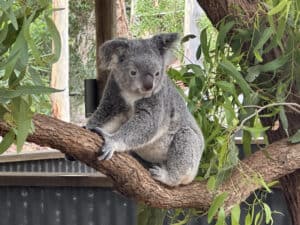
[237,102,300,131]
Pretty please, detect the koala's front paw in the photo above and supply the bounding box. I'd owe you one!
[149,165,168,183]
[90,127,115,160]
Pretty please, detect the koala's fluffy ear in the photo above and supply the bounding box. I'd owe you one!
[152,33,179,56]
[98,38,129,69]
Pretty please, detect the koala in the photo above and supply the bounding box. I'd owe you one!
[86,33,205,186]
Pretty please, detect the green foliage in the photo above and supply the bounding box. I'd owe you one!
[207,192,228,223]
[169,0,300,183]
[230,204,241,225]
[131,0,184,36]
[168,0,300,223]
[289,129,300,143]
[0,0,61,154]
[242,191,282,225]
[137,204,167,225]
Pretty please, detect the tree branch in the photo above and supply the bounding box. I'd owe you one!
[0,114,300,211]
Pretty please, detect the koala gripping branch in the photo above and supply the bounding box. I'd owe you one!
[1,114,300,211]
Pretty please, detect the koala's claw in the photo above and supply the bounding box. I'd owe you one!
[98,147,114,160]
[90,127,105,139]
[149,166,165,179]
[89,127,115,161]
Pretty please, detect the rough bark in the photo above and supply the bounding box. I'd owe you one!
[0,114,300,211]
[197,0,258,26]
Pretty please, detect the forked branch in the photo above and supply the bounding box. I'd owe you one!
[0,114,300,211]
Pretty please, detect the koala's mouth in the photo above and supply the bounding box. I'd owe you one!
[138,88,153,97]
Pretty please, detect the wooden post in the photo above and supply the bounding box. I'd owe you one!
[94,0,116,98]
[51,0,70,122]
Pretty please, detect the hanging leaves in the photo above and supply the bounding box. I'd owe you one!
[0,1,61,154]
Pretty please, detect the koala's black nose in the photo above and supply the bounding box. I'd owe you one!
[143,74,153,91]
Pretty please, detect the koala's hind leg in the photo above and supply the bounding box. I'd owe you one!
[149,128,202,186]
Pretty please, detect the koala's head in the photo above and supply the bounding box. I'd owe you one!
[99,33,179,96]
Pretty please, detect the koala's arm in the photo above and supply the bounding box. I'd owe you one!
[116,107,160,148]
[97,96,164,159]
[86,78,127,129]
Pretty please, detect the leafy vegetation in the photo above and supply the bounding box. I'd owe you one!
[165,0,300,224]
[0,0,61,153]
[130,0,185,37]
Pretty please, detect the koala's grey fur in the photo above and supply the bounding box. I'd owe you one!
[86,33,204,186]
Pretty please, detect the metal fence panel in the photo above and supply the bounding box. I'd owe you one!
[0,186,136,225]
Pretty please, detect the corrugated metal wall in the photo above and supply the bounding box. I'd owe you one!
[0,154,294,225]
[0,186,136,225]
[0,158,96,173]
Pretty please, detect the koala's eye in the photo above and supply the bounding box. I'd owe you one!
[155,72,160,76]
[130,70,137,76]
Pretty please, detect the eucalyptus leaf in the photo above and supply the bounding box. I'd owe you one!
[180,34,196,44]
[254,27,273,51]
[200,27,210,63]
[196,44,201,60]
[11,98,34,152]
[253,49,263,62]
[246,66,260,82]
[1,49,21,80]
[254,212,261,225]
[167,68,182,80]
[215,207,225,225]
[28,66,43,85]
[207,192,228,223]
[44,15,61,63]
[231,204,241,225]
[268,0,287,15]
[216,21,235,51]
[243,126,270,139]
[246,55,289,82]
[207,176,216,191]
[0,129,15,154]
[263,203,273,224]
[219,60,252,96]
[279,106,289,136]
[216,81,236,96]
[0,0,13,11]
[5,7,18,30]
[0,85,62,100]
[288,129,300,143]
[0,22,9,43]
[23,12,43,65]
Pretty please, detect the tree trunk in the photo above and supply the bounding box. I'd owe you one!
[195,0,300,224]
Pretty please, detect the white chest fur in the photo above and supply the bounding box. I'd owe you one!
[101,114,127,134]
[101,91,139,134]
